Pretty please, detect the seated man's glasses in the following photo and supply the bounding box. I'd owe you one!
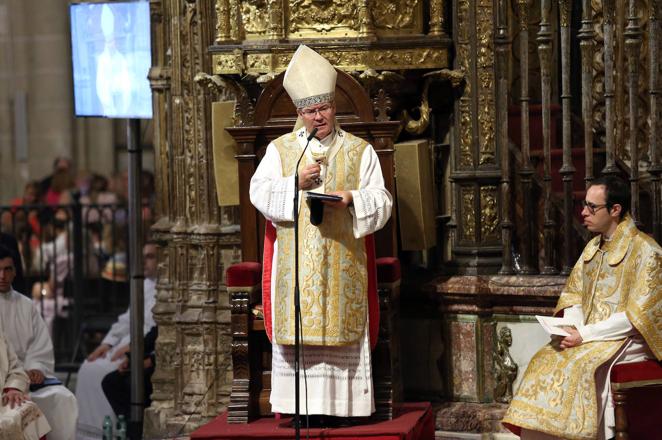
[300,104,333,118]
[582,200,609,214]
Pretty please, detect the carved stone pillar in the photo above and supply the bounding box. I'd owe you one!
[451,0,502,274]
[144,0,241,436]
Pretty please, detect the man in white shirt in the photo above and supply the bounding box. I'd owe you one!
[0,245,77,440]
[75,242,157,440]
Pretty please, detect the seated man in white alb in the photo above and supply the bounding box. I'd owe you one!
[75,242,157,440]
[0,245,77,440]
[0,330,51,440]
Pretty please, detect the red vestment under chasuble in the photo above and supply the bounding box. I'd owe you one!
[503,216,662,440]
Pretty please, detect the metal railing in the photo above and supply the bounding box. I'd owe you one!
[0,195,131,363]
[496,0,661,274]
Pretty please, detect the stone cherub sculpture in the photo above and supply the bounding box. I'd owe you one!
[494,326,518,403]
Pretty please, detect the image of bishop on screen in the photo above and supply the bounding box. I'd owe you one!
[70,1,152,119]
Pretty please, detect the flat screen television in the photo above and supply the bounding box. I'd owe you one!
[70,0,152,119]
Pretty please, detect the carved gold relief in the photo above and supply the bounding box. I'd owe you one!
[372,0,420,30]
[212,47,449,75]
[214,49,245,74]
[288,0,358,37]
[215,0,232,42]
[462,187,476,242]
[477,0,496,165]
[240,0,268,36]
[230,0,241,41]
[370,48,445,69]
[267,0,285,39]
[480,186,499,241]
[357,0,377,40]
[456,0,473,169]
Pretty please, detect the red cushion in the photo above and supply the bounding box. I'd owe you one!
[611,360,662,384]
[226,262,262,288]
[376,257,401,283]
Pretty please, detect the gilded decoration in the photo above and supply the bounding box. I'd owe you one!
[477,0,496,165]
[429,0,445,36]
[288,0,358,37]
[357,0,377,40]
[371,0,421,33]
[230,0,241,41]
[461,187,476,242]
[456,0,474,168]
[213,49,244,74]
[212,47,449,75]
[194,72,256,126]
[215,0,232,42]
[505,217,662,438]
[558,0,570,27]
[480,186,499,242]
[402,69,465,135]
[267,0,285,39]
[240,0,268,36]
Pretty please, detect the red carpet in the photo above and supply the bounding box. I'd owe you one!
[190,403,434,440]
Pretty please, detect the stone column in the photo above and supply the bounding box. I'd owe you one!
[144,0,241,436]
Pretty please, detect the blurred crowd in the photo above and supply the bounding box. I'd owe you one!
[0,157,156,333]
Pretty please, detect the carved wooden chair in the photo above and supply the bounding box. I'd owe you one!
[225,70,403,423]
[610,359,662,439]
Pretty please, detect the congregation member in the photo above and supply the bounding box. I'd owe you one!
[249,45,392,421]
[101,325,158,421]
[0,329,50,440]
[0,245,77,440]
[75,242,157,439]
[503,176,662,440]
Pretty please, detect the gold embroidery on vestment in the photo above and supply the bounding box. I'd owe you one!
[504,216,662,439]
[272,129,369,346]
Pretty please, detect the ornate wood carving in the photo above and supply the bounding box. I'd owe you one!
[228,289,253,423]
[212,46,450,76]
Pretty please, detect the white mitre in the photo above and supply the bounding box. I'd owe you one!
[283,45,337,109]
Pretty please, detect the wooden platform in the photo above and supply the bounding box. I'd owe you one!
[190,403,434,440]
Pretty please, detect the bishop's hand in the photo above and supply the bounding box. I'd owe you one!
[299,164,321,190]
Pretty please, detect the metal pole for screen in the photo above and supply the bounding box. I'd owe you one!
[127,118,145,439]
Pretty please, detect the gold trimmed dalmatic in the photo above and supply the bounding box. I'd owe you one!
[272,129,369,346]
[503,215,662,440]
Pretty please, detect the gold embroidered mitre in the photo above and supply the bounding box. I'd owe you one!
[283,45,337,109]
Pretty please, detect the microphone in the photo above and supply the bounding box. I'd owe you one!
[306,127,319,142]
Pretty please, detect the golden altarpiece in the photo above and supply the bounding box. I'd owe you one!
[144,0,662,436]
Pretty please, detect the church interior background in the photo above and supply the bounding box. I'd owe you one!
[1,0,661,438]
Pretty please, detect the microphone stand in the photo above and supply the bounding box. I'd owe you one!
[292,127,317,440]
